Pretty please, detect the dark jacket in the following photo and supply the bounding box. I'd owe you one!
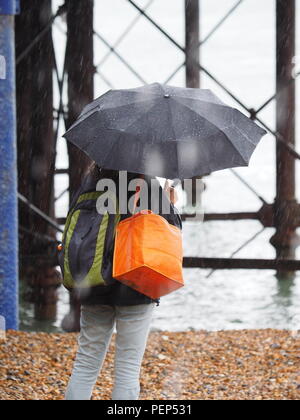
[68,170,182,306]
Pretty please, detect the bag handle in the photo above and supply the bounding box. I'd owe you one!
[132,175,145,215]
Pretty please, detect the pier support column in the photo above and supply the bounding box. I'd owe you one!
[185,0,200,89]
[185,0,201,207]
[16,0,60,321]
[62,0,94,332]
[270,0,299,278]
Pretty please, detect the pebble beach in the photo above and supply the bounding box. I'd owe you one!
[0,329,299,400]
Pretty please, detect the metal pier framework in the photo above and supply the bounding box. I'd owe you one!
[9,0,299,329]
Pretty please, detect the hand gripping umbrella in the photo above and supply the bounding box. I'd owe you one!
[64,83,267,180]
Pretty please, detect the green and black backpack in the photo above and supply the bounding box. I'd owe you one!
[57,190,120,290]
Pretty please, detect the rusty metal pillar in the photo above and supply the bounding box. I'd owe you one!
[185,0,200,89]
[62,0,94,332]
[16,1,32,260]
[185,0,201,206]
[16,0,61,321]
[66,0,94,195]
[270,0,299,277]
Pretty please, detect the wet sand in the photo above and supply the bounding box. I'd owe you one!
[0,329,299,400]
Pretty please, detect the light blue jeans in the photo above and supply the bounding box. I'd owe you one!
[65,303,155,400]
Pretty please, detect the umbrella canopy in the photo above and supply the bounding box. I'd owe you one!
[64,83,267,180]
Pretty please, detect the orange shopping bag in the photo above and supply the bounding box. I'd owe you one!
[113,182,184,299]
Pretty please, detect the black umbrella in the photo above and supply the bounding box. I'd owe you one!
[64,83,267,179]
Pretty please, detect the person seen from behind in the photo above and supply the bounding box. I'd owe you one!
[63,162,182,400]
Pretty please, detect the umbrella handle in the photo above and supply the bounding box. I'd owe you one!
[164,180,179,205]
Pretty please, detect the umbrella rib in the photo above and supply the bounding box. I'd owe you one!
[173,95,246,117]
[172,93,227,107]
[121,102,160,133]
[68,98,158,137]
[174,101,252,164]
[100,97,156,114]
[174,95,266,142]
[234,122,258,147]
[168,98,181,179]
[70,90,113,125]
[184,100,261,148]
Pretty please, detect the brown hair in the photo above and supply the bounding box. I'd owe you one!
[86,161,144,182]
[86,161,119,181]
